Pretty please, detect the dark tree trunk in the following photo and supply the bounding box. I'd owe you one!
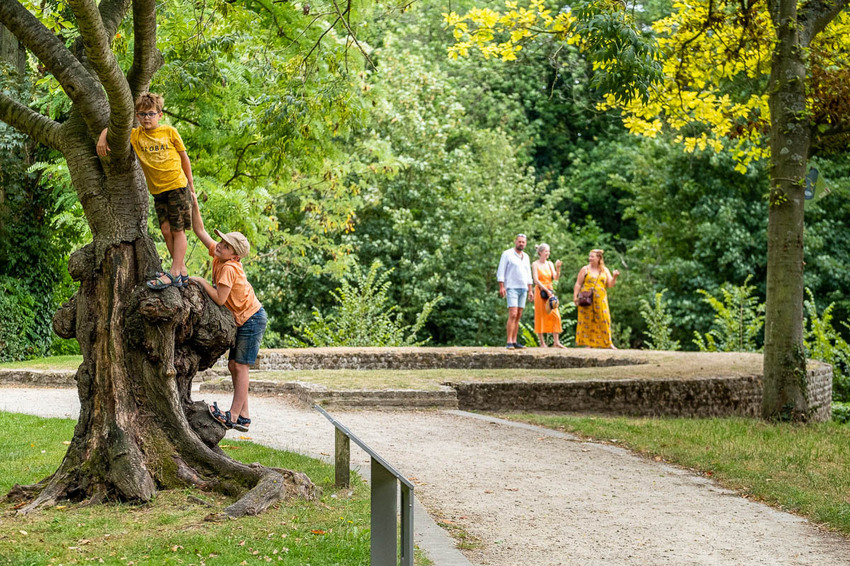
[14,138,314,516]
[1,0,317,513]
[8,120,316,515]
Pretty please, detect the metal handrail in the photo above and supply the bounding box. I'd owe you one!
[314,405,414,566]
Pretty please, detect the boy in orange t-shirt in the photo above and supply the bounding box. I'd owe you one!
[188,192,267,431]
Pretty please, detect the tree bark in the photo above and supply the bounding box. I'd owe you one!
[2,0,316,514]
[15,145,317,513]
[762,0,812,420]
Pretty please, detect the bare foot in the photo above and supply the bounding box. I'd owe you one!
[554,343,567,349]
[539,342,548,348]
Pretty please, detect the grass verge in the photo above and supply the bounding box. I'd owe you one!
[0,356,83,371]
[0,411,371,565]
[504,413,850,535]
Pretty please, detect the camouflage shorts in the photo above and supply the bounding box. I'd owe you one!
[153,186,192,232]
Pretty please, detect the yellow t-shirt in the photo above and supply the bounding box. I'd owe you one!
[209,243,262,326]
[130,124,188,195]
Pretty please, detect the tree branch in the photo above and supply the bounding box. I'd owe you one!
[223,142,259,187]
[800,0,850,45]
[97,0,133,39]
[0,93,62,150]
[126,0,163,102]
[331,0,375,70]
[0,1,105,124]
[163,109,201,127]
[68,0,134,148]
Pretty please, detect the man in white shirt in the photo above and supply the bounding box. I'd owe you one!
[496,234,534,349]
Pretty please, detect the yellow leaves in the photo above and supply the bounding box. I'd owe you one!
[444,0,573,60]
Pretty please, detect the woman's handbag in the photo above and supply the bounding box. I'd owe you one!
[577,290,593,307]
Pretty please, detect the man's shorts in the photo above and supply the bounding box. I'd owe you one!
[506,288,528,309]
[229,308,268,366]
[153,186,192,232]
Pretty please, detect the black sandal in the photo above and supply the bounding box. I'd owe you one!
[147,271,177,290]
[208,402,233,429]
[233,415,251,432]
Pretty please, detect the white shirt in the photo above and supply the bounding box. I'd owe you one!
[497,248,533,289]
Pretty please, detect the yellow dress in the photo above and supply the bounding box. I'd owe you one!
[534,262,562,334]
[576,268,612,348]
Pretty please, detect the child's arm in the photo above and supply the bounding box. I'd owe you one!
[190,191,215,249]
[189,277,232,307]
[96,128,110,157]
[178,151,195,192]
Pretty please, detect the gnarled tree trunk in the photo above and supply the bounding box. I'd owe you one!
[1,0,315,515]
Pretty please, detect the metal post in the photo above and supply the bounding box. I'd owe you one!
[400,483,414,566]
[335,427,350,487]
[314,405,415,566]
[371,460,397,565]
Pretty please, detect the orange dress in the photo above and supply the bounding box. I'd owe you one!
[576,268,612,348]
[534,262,562,334]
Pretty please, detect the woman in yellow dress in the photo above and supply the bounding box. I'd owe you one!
[532,243,565,348]
[573,249,620,348]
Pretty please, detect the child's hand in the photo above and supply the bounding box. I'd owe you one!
[96,129,110,157]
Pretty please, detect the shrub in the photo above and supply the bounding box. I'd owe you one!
[693,275,764,352]
[639,289,680,350]
[803,288,850,410]
[292,261,442,347]
[0,276,40,361]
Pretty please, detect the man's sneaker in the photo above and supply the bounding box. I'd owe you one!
[506,343,516,350]
[513,342,527,349]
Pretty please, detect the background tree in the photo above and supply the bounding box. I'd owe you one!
[0,0,316,515]
[445,0,850,420]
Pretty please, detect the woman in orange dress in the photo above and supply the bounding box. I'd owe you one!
[573,249,620,348]
[532,243,565,348]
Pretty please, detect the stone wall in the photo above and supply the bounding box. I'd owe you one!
[807,364,833,422]
[250,349,643,371]
[451,362,833,419]
[451,376,764,417]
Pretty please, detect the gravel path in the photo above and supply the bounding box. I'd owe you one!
[2,387,850,565]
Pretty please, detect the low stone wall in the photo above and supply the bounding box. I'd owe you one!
[451,363,834,419]
[0,369,76,387]
[250,349,644,371]
[451,376,764,417]
[807,364,833,422]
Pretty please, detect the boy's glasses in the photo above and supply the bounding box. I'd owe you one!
[137,111,159,118]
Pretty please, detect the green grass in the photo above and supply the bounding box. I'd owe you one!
[0,355,82,371]
[0,412,372,565]
[506,413,850,535]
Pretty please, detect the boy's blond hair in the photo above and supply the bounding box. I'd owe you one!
[135,92,164,113]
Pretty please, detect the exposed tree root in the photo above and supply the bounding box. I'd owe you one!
[224,470,318,518]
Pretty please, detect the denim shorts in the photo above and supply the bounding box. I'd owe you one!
[229,307,268,365]
[506,288,528,309]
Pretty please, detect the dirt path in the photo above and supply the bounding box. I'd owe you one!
[2,387,850,565]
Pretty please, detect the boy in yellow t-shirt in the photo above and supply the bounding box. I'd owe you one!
[188,192,267,432]
[97,93,195,289]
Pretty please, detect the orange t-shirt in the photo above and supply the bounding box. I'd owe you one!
[209,243,262,326]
